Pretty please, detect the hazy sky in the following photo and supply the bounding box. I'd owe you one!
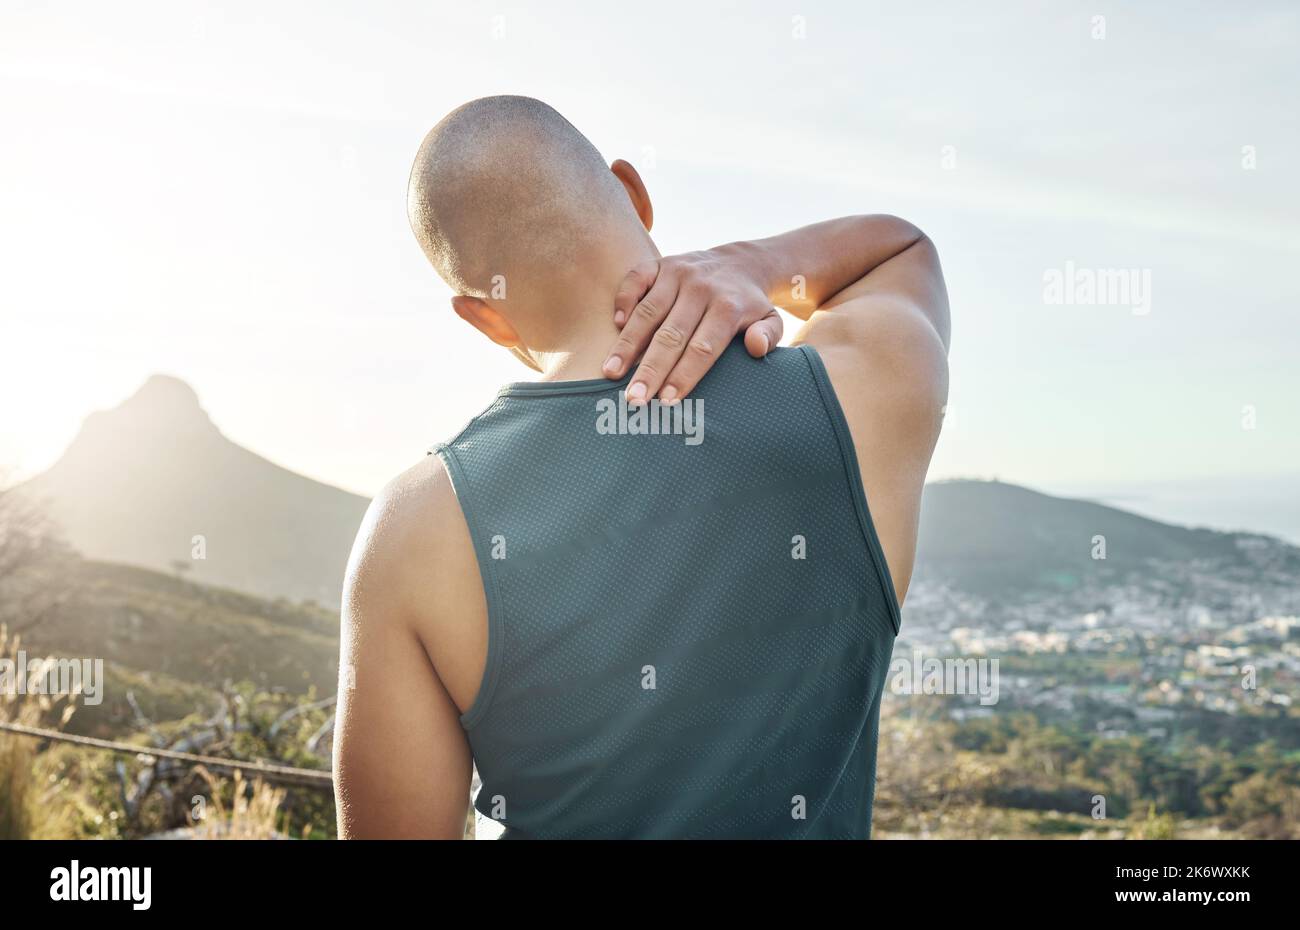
[3,1,1297,536]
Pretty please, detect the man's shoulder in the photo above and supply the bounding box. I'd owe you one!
[801,303,948,450]
[689,336,816,398]
[343,455,466,621]
[796,304,948,603]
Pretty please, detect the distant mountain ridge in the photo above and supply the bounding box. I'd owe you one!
[21,374,369,605]
[19,376,1293,605]
[914,479,1289,595]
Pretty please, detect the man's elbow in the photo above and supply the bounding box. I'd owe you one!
[911,234,951,350]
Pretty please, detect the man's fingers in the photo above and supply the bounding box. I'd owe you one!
[626,288,708,404]
[743,309,783,358]
[606,255,779,393]
[659,309,736,403]
[612,260,659,328]
[604,270,678,378]
[600,270,676,379]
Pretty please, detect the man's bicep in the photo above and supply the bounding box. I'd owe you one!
[791,229,949,434]
[333,499,473,839]
[804,234,950,350]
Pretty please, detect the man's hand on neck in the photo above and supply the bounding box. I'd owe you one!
[601,215,941,405]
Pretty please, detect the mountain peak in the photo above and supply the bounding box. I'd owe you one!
[76,373,218,441]
[121,373,203,414]
[25,372,370,605]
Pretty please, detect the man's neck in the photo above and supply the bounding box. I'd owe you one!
[527,243,657,382]
[532,310,626,383]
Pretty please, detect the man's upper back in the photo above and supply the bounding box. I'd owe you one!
[421,338,900,838]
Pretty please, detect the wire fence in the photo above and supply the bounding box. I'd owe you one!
[0,720,334,790]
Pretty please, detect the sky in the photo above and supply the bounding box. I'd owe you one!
[2,1,1298,538]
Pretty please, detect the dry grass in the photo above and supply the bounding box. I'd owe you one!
[188,765,288,839]
[0,624,78,839]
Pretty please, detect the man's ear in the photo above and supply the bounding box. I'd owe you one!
[611,159,653,232]
[450,295,522,348]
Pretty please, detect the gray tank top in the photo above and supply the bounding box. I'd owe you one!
[431,337,900,838]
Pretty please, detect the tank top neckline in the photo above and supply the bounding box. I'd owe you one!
[498,368,636,398]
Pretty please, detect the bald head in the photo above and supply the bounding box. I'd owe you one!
[408,96,648,299]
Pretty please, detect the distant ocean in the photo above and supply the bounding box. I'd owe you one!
[1044,475,1300,546]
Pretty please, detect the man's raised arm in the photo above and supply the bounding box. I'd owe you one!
[602,214,947,403]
